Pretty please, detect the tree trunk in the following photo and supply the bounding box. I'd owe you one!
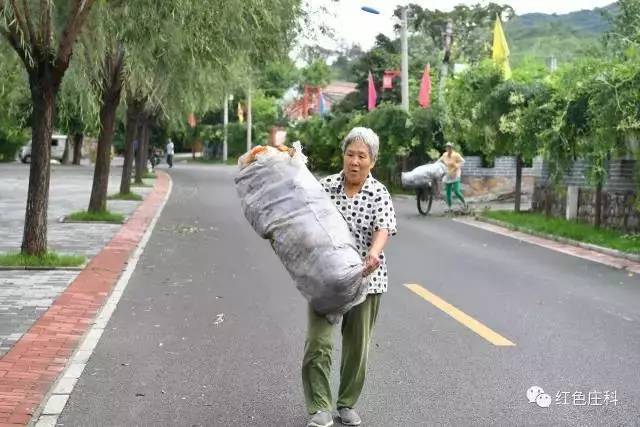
[61,137,71,164]
[594,179,603,229]
[120,101,142,195]
[544,183,553,218]
[135,116,149,184]
[22,70,56,256]
[72,133,84,165]
[514,155,523,213]
[88,48,125,213]
[141,118,150,169]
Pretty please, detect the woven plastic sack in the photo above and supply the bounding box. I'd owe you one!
[401,162,447,188]
[235,142,368,323]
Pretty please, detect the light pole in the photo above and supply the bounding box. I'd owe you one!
[439,20,454,105]
[223,93,232,162]
[362,5,409,112]
[246,84,252,152]
[400,6,409,112]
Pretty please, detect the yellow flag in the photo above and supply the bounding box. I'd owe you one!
[237,103,244,123]
[492,15,511,80]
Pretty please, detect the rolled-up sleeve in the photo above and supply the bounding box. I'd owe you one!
[373,188,397,236]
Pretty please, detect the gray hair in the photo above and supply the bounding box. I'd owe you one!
[341,127,380,161]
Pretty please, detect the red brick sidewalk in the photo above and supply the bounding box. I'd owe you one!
[0,172,171,426]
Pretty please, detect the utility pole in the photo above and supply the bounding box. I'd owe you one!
[222,93,229,162]
[400,6,409,112]
[246,85,252,152]
[439,20,454,105]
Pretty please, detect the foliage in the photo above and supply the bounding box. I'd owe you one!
[442,60,503,154]
[404,3,515,64]
[483,211,640,254]
[260,60,299,98]
[603,0,640,55]
[0,44,28,161]
[300,59,332,87]
[200,122,252,159]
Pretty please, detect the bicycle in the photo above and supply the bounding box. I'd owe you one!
[416,179,436,215]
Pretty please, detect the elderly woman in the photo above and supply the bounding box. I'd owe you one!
[439,142,467,211]
[303,127,397,427]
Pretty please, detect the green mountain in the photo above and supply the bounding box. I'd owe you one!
[506,3,616,66]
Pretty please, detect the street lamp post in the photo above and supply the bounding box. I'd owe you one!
[400,6,409,112]
[439,20,454,105]
[362,5,409,112]
[223,93,231,162]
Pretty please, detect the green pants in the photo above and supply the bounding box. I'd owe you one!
[302,294,381,414]
[445,180,466,207]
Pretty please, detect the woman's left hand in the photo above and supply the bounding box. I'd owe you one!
[363,252,381,276]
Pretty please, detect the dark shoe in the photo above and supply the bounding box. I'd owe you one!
[338,407,361,426]
[307,411,334,427]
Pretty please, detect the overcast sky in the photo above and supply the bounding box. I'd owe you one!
[307,0,615,52]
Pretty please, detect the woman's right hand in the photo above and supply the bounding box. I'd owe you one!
[362,252,381,276]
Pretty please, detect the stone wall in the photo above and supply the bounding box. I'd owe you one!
[459,156,543,198]
[577,189,639,231]
[531,159,639,232]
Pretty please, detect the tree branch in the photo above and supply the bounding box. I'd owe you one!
[9,0,34,50]
[39,0,52,53]
[21,0,39,49]
[0,22,34,72]
[54,0,97,84]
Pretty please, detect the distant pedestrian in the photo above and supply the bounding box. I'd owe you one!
[166,139,174,168]
[439,142,467,211]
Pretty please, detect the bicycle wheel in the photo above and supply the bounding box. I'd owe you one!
[416,185,433,215]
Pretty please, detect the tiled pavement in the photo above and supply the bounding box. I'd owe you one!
[0,161,152,357]
[0,272,76,357]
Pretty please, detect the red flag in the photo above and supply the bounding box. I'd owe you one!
[368,71,377,111]
[418,64,432,108]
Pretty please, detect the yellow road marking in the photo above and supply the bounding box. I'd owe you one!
[405,283,516,347]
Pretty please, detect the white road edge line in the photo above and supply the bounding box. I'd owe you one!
[33,175,173,427]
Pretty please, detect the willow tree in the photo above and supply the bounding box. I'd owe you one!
[1,1,97,255]
[116,0,305,193]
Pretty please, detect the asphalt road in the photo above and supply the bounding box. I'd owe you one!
[58,162,640,426]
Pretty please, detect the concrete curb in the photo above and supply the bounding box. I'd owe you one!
[474,216,640,263]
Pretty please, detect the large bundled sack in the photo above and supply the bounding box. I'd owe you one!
[235,142,368,323]
[401,162,447,188]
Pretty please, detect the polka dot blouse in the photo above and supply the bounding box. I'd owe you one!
[319,172,397,294]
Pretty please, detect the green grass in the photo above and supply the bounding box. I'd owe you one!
[142,172,157,179]
[108,192,143,201]
[0,251,85,268]
[483,211,640,255]
[66,210,125,223]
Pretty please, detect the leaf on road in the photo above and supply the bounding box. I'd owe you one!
[175,224,202,234]
[214,313,224,326]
